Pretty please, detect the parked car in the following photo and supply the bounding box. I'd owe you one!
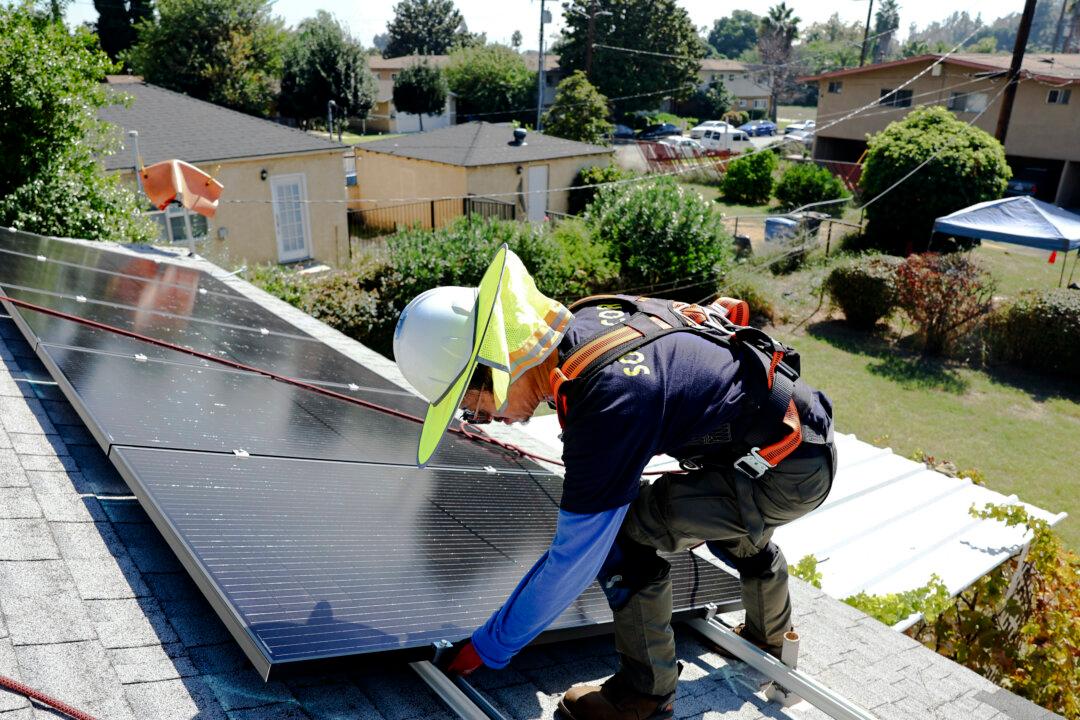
[611,124,635,140]
[786,129,815,149]
[738,119,778,136]
[659,136,705,156]
[784,120,816,134]
[1004,179,1038,197]
[699,128,753,153]
[689,120,732,139]
[637,123,682,140]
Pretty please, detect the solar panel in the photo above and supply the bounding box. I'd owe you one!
[1,229,742,679]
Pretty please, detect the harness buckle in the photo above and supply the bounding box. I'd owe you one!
[733,447,773,479]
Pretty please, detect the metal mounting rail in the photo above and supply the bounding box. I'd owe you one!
[687,614,880,720]
[409,641,509,720]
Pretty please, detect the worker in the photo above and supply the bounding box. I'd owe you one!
[393,247,835,720]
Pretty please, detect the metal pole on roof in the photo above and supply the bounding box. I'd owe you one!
[128,131,144,194]
[995,0,1039,145]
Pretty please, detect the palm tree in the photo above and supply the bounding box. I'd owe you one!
[758,3,801,122]
[761,2,801,48]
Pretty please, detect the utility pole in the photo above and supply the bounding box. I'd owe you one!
[536,0,548,131]
[859,0,875,67]
[995,0,1039,145]
[585,0,596,79]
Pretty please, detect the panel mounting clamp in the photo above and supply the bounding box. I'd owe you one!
[232,449,250,457]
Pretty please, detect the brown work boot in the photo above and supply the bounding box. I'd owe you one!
[557,673,675,720]
[712,623,784,661]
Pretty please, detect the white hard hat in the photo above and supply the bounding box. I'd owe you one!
[393,286,478,403]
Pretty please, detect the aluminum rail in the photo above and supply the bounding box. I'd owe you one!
[410,641,510,720]
[687,611,880,720]
[409,661,491,720]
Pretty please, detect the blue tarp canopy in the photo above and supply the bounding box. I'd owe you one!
[933,196,1080,252]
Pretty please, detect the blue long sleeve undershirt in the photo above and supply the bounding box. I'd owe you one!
[470,504,629,669]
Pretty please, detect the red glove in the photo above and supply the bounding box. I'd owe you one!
[444,639,484,677]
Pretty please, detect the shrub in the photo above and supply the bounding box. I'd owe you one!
[860,106,1010,255]
[587,177,733,297]
[385,216,553,304]
[895,253,995,355]
[547,218,620,300]
[717,274,776,326]
[775,162,851,217]
[722,110,749,127]
[824,255,903,330]
[919,504,1080,717]
[303,272,394,355]
[569,163,631,215]
[993,289,1080,378]
[245,264,309,308]
[720,150,776,205]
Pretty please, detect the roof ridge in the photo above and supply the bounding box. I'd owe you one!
[460,121,487,166]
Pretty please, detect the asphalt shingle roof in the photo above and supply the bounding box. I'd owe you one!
[98,81,345,171]
[355,122,613,167]
[0,235,1062,719]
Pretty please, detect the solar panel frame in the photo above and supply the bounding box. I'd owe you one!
[0,229,744,679]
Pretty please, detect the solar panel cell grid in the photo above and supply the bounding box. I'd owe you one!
[0,229,742,679]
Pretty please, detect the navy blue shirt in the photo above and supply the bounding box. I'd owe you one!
[557,303,832,514]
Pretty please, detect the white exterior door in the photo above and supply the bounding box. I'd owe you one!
[270,174,311,263]
[527,165,549,222]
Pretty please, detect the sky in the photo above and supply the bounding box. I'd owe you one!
[65,0,1030,49]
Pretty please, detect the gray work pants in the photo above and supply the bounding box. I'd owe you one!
[612,443,835,696]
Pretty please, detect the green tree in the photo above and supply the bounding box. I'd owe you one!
[93,0,153,62]
[127,0,285,117]
[557,0,704,115]
[541,71,613,144]
[510,29,522,49]
[0,5,155,242]
[444,44,535,123]
[279,12,377,129]
[775,162,850,216]
[383,0,473,57]
[706,10,760,58]
[758,2,801,121]
[720,150,776,205]
[871,0,900,62]
[392,60,447,131]
[680,82,733,121]
[586,177,734,295]
[860,106,1010,255]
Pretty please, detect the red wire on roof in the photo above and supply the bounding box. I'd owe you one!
[0,674,99,720]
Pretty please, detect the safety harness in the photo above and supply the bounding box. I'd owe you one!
[549,294,829,544]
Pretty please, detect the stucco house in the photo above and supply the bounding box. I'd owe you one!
[100,77,350,266]
[800,53,1080,207]
[352,122,613,229]
[365,55,456,134]
[696,58,773,115]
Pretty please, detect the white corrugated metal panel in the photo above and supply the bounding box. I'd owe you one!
[514,417,1066,619]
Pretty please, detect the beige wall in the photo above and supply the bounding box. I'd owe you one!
[118,150,348,268]
[352,150,468,229]
[813,61,1080,161]
[465,154,612,216]
[351,150,612,226]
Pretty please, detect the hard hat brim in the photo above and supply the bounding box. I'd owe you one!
[417,245,508,467]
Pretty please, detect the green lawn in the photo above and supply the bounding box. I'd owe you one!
[776,104,817,129]
[307,130,402,145]
[752,244,1079,549]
